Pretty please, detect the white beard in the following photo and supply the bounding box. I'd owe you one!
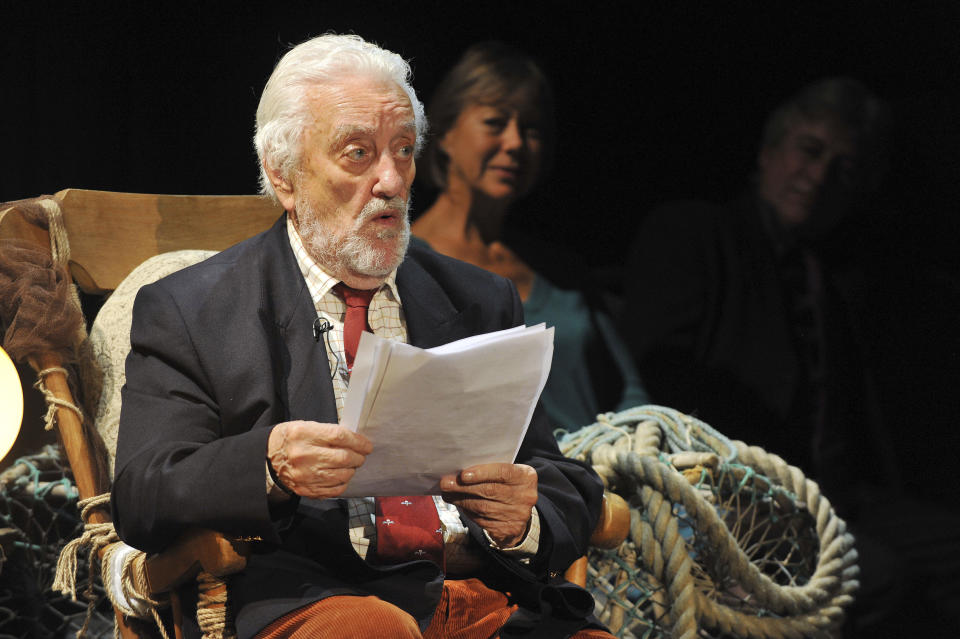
[296,194,411,279]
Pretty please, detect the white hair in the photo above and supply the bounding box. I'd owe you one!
[254,33,427,200]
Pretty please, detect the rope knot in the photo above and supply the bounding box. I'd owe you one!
[52,494,118,638]
[34,366,84,431]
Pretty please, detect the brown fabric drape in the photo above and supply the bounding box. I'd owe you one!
[0,238,82,365]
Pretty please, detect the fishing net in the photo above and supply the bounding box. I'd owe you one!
[0,446,114,639]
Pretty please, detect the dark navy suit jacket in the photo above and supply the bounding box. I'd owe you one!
[111,216,603,639]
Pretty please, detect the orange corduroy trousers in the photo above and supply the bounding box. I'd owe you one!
[254,577,614,639]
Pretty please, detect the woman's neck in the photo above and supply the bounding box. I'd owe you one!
[413,183,536,301]
[420,177,511,242]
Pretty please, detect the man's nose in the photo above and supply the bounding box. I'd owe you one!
[804,157,830,185]
[372,154,404,198]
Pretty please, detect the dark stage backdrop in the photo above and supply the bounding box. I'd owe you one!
[2,1,959,496]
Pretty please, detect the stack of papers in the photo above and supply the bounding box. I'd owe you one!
[341,324,554,496]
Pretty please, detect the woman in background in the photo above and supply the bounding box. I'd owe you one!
[413,42,648,431]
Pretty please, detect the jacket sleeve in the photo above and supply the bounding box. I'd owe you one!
[111,280,281,553]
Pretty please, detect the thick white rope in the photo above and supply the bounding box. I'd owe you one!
[559,405,859,639]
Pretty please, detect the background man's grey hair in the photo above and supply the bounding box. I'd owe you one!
[761,76,891,191]
[254,33,427,200]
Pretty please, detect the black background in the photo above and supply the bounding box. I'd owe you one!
[4,2,959,496]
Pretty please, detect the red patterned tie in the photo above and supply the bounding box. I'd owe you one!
[333,283,376,373]
[375,496,444,568]
[332,283,444,567]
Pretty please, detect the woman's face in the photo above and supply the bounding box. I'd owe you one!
[440,100,543,202]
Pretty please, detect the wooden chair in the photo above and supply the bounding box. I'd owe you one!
[0,189,629,638]
[1,189,282,638]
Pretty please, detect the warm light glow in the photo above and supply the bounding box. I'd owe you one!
[0,346,23,462]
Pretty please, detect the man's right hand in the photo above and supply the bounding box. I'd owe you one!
[267,421,373,499]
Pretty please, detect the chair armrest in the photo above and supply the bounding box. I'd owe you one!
[589,492,630,549]
[565,491,630,587]
[144,529,252,595]
[141,494,632,593]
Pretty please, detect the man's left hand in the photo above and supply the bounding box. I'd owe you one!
[440,463,538,548]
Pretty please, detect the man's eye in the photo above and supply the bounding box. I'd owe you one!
[799,142,823,158]
[484,118,507,131]
[397,145,414,158]
[346,148,368,161]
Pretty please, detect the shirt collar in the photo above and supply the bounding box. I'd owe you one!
[285,214,400,305]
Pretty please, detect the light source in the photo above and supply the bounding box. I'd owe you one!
[0,345,23,462]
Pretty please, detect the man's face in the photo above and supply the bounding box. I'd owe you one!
[281,76,418,284]
[758,118,859,234]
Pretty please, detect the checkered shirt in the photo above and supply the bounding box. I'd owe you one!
[283,217,538,571]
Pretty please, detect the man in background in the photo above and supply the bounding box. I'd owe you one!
[620,77,889,498]
[620,77,960,636]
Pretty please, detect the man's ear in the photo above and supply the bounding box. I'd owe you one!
[265,162,296,213]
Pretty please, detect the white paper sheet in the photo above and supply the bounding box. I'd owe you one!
[340,324,553,496]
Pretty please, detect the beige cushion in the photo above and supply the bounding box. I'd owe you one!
[90,250,216,475]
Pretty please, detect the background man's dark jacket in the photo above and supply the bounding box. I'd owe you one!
[618,197,886,502]
[111,216,604,639]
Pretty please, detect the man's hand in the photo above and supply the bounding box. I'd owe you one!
[267,421,373,499]
[440,463,538,548]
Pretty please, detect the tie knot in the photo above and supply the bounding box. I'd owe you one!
[334,282,376,309]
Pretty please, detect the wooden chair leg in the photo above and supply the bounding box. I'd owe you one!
[28,352,110,503]
[28,353,141,638]
[171,590,184,639]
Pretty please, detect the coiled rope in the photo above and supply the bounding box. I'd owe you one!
[558,405,858,639]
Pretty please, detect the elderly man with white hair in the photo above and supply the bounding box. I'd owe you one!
[111,34,610,639]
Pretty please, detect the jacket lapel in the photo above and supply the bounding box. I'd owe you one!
[397,255,474,349]
[258,217,338,424]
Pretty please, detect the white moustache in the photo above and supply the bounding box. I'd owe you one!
[356,197,409,226]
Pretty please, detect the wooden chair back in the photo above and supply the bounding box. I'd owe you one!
[29,188,280,294]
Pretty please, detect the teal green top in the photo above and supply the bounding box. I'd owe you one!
[523,275,649,431]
